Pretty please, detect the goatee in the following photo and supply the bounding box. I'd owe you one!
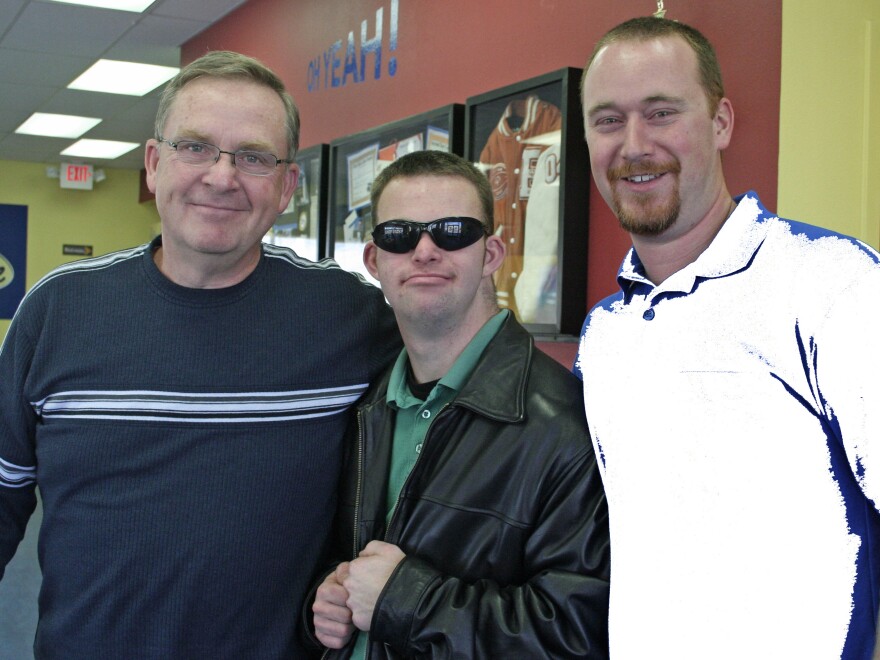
[609,161,682,236]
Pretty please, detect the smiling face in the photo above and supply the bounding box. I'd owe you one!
[145,76,297,287]
[582,36,732,240]
[364,174,505,337]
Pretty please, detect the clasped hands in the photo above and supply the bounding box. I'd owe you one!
[312,540,406,649]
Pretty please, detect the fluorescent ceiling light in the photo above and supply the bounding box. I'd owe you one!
[48,0,156,11]
[61,139,141,159]
[69,60,179,96]
[16,112,101,138]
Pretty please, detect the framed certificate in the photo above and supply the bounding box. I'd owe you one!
[264,144,329,261]
[346,143,379,211]
[327,104,464,284]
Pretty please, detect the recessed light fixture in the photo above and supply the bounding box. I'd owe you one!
[16,112,101,138]
[48,0,156,11]
[61,139,141,159]
[68,60,179,96]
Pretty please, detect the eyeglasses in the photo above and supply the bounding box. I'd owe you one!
[371,217,489,253]
[157,138,292,177]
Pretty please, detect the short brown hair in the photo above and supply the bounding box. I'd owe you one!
[155,50,300,158]
[581,17,724,115]
[369,150,494,232]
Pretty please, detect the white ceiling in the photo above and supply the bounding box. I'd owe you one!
[0,0,249,171]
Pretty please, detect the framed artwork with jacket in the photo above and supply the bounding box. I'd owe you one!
[465,68,588,338]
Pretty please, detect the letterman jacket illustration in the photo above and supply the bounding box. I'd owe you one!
[307,315,610,659]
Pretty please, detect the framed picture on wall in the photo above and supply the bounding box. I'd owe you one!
[464,67,588,338]
[326,104,465,284]
[264,143,328,262]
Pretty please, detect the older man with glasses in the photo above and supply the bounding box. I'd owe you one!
[0,51,400,659]
[307,150,610,659]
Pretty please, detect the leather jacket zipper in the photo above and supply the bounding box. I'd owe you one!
[353,408,366,560]
[351,402,451,659]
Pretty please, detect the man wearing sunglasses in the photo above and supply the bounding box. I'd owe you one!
[309,150,610,658]
[0,51,399,658]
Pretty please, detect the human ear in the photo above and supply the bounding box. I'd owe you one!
[482,234,506,278]
[144,139,160,193]
[363,241,381,280]
[713,97,734,150]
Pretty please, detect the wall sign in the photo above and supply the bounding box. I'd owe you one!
[63,245,94,256]
[60,163,94,190]
[0,204,27,319]
[307,0,399,92]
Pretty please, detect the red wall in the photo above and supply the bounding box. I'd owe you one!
[184,0,781,354]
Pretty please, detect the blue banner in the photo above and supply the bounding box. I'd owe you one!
[0,204,28,319]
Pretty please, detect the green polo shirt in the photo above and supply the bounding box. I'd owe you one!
[350,310,507,659]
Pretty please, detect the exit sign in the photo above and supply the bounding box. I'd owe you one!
[60,163,94,190]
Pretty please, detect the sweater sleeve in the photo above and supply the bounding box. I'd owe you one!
[0,310,39,578]
[362,280,402,381]
[370,448,610,659]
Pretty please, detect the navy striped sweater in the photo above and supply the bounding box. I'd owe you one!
[0,237,400,659]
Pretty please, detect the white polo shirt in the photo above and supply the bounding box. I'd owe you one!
[576,193,880,660]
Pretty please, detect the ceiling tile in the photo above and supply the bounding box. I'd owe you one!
[0,48,92,86]
[122,13,212,47]
[41,88,140,119]
[1,2,134,56]
[101,43,181,67]
[0,1,27,35]
[0,131,76,164]
[0,0,251,170]
[150,0,248,22]
[0,82,56,118]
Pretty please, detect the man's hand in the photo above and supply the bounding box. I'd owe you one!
[313,562,356,649]
[344,540,406,631]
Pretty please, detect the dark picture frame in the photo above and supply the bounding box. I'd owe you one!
[465,67,588,338]
[326,104,465,284]
[265,143,328,262]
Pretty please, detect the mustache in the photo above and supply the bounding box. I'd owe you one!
[608,160,681,182]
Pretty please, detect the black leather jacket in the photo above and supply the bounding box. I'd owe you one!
[311,316,610,658]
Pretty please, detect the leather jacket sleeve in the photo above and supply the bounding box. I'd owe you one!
[369,446,610,658]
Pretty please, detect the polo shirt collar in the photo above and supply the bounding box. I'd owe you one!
[617,192,772,296]
[386,310,509,409]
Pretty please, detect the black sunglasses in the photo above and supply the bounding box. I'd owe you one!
[371,217,489,254]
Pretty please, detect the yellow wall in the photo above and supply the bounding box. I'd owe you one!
[778,0,880,249]
[0,160,158,339]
